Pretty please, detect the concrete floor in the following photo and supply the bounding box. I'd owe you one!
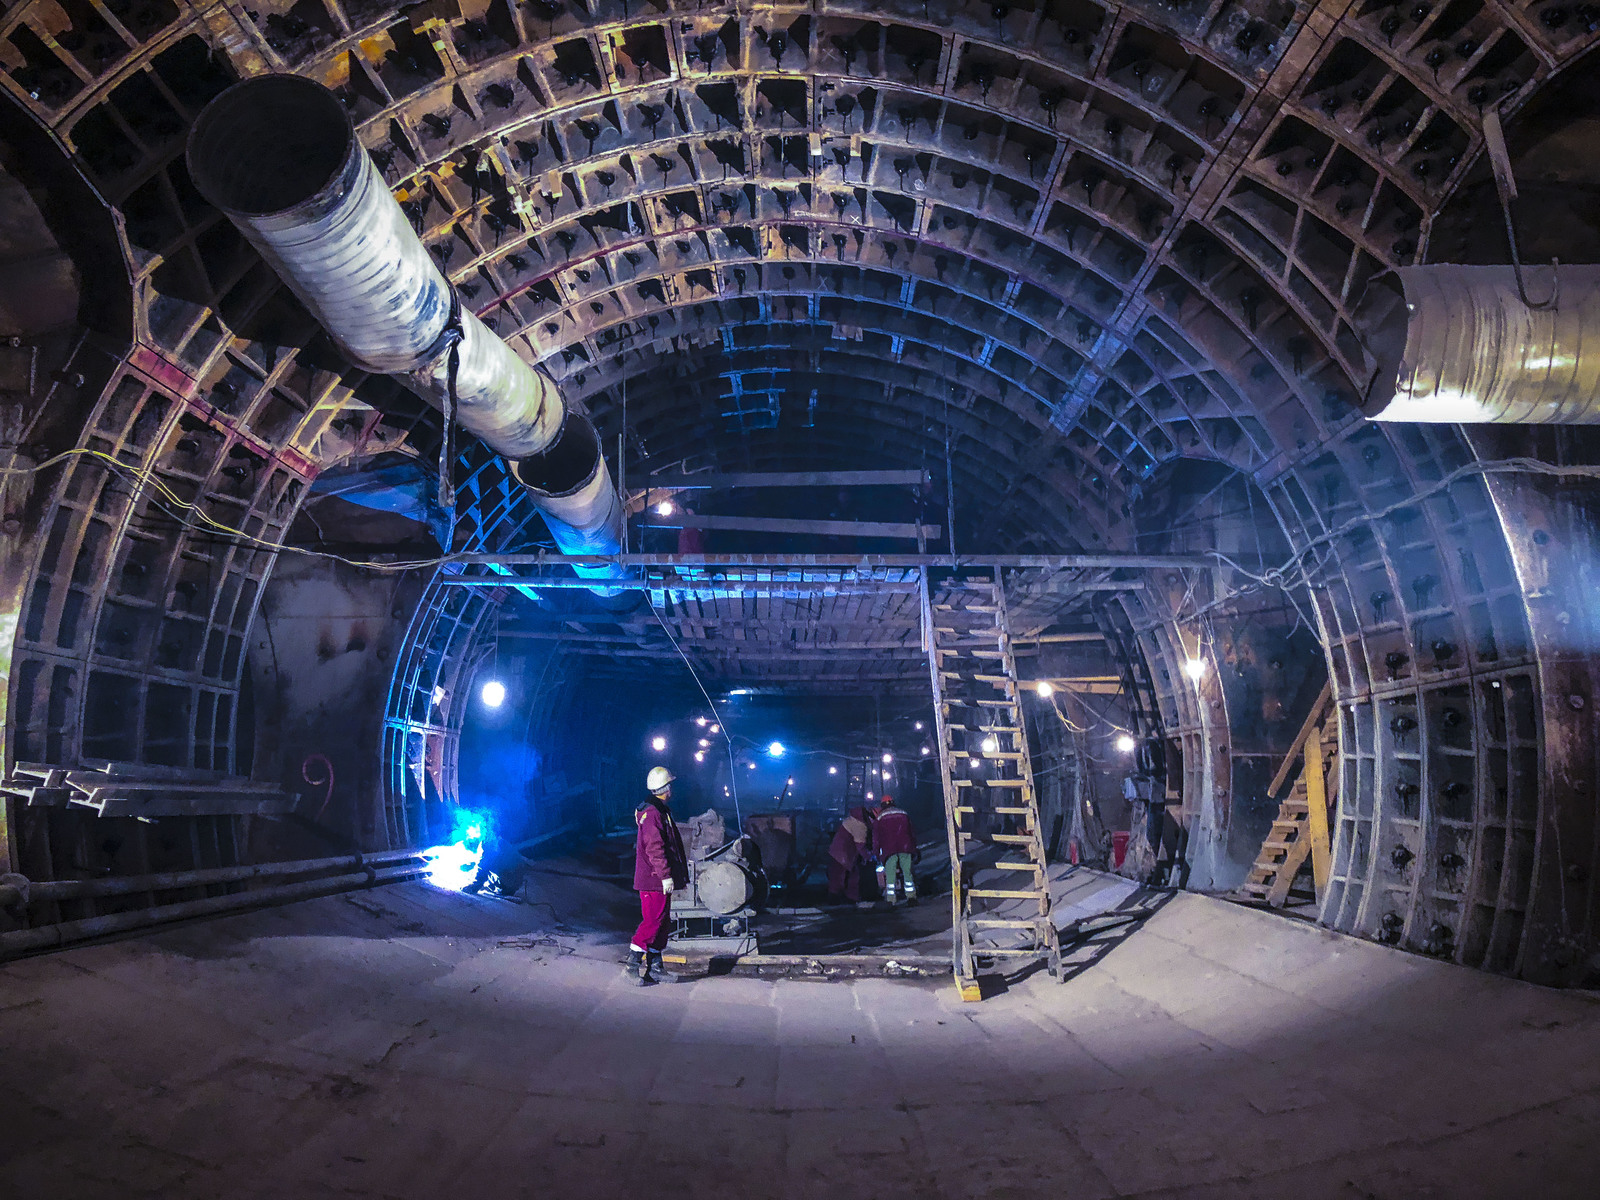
[2,870,1598,1199]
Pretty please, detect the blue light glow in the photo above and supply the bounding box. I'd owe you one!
[767,741,786,758]
[480,680,506,707]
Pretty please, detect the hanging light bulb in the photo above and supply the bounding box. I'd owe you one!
[651,735,668,752]
[921,746,931,756]
[695,716,708,727]
[480,680,506,708]
[1115,734,1137,754]
[881,752,893,764]
[708,723,720,734]
[1184,658,1208,681]
[914,721,923,731]
[981,735,999,754]
[694,750,705,763]
[656,499,675,517]
[828,765,838,775]
[1036,680,1055,698]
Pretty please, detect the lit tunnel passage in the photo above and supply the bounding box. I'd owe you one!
[1,0,1600,1194]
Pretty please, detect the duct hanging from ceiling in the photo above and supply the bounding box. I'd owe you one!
[185,74,623,575]
[1364,264,1600,424]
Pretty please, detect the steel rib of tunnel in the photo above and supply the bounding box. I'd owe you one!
[184,74,625,578]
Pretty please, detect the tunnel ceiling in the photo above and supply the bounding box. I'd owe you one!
[2,0,1597,552]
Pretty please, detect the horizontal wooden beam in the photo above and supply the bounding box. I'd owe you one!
[645,470,929,490]
[442,578,918,593]
[649,514,941,540]
[450,552,1215,569]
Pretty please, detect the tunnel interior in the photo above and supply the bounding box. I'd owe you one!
[1,6,1600,1186]
[0,0,1594,978]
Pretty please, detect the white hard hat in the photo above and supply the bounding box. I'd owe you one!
[647,766,675,794]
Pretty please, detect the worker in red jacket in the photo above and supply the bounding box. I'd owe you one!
[874,795,919,905]
[630,766,688,985]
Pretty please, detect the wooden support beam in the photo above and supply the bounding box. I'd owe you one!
[452,552,1217,569]
[649,514,942,541]
[1304,723,1332,897]
[645,470,929,490]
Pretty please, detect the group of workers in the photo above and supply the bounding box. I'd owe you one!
[826,795,920,907]
[625,767,923,987]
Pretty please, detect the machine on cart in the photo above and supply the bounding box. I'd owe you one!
[670,834,765,956]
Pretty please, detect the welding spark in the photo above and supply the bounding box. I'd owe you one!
[422,812,487,890]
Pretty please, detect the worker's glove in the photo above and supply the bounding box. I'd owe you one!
[661,879,675,895]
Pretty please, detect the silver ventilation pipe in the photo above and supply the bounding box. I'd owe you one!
[1363,264,1600,423]
[185,75,623,577]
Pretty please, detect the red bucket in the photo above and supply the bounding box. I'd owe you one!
[1111,831,1130,868]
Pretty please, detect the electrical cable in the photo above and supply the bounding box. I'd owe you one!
[643,592,742,828]
[1182,456,1600,627]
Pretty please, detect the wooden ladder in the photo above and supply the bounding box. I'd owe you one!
[1239,684,1336,907]
[921,569,1061,999]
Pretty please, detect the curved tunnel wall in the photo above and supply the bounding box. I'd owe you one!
[0,2,1594,982]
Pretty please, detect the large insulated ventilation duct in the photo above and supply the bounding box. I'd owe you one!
[1364,264,1600,423]
[185,75,623,576]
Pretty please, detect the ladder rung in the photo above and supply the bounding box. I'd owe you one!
[970,947,1051,957]
[967,918,1049,929]
[987,834,1038,845]
[968,887,1047,899]
[993,862,1045,871]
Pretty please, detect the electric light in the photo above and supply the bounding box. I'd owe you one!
[694,751,705,763]
[1036,680,1055,698]
[866,791,874,800]
[828,766,838,775]
[1115,734,1137,754]
[981,735,998,754]
[709,723,720,734]
[656,499,675,517]
[695,716,708,727]
[480,680,506,708]
[882,752,893,764]
[747,761,756,770]
[914,721,923,731]
[767,741,786,758]
[1184,658,1208,681]
[699,738,710,748]
[921,746,931,756]
[651,735,667,752]
[788,777,795,786]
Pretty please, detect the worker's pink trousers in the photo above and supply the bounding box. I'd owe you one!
[632,890,672,950]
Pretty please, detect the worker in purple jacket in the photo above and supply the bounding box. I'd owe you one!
[629,766,688,986]
[874,795,919,905]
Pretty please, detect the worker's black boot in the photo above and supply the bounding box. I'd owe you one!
[647,949,675,983]
[625,948,646,984]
